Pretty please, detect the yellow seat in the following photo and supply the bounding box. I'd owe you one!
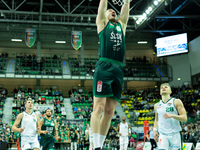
[121,104,124,107]
[125,110,129,114]
[127,114,130,118]
[138,117,142,121]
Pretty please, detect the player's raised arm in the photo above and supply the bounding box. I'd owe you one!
[96,0,108,33]
[118,0,130,34]
[12,113,24,133]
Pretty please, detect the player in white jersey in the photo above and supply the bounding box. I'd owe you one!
[117,116,131,150]
[12,99,40,150]
[154,83,187,150]
[87,127,93,149]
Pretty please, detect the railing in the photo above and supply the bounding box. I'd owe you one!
[17,85,59,91]
[16,53,62,59]
[15,70,62,75]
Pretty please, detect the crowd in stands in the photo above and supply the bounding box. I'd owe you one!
[12,88,65,117]
[15,53,62,75]
[0,52,9,74]
[69,88,93,120]
[69,56,161,78]
[69,57,96,76]
[0,81,200,149]
[0,88,7,118]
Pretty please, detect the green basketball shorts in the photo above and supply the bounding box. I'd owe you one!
[40,137,55,150]
[93,58,124,102]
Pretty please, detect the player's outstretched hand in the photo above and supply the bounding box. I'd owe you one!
[153,131,158,142]
[19,127,25,133]
[119,133,122,136]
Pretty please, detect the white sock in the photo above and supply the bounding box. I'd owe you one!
[99,134,106,149]
[92,133,101,148]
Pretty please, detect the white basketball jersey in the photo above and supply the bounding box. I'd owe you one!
[157,98,182,135]
[119,122,128,136]
[21,111,38,136]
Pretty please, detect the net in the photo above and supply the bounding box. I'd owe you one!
[112,0,131,6]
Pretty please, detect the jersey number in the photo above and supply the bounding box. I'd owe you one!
[166,107,174,112]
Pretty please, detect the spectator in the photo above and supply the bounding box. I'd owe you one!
[13,88,18,94]
[1,89,6,96]
[73,106,78,113]
[55,90,59,96]
[88,97,93,103]
[129,137,136,148]
[75,95,80,103]
[104,139,110,149]
[79,114,84,119]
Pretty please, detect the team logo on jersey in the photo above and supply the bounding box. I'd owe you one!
[97,81,103,92]
[116,26,121,32]
[167,103,172,106]
[157,103,162,109]
[33,118,36,122]
[32,115,35,117]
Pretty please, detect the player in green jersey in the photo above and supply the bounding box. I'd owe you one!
[68,128,79,150]
[38,109,59,150]
[91,0,130,149]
